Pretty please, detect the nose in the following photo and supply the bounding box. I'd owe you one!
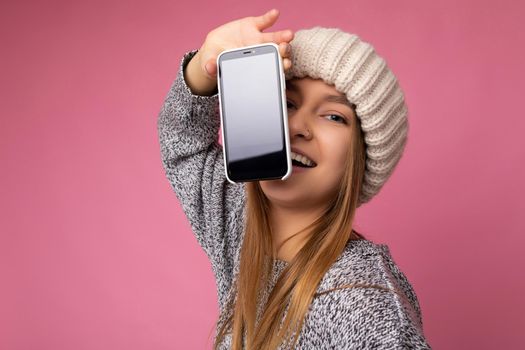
[287,109,313,140]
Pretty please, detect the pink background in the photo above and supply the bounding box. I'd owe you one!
[1,0,524,349]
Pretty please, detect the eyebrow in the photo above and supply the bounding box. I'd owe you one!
[286,80,355,110]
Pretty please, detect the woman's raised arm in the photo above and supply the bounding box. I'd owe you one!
[156,9,294,309]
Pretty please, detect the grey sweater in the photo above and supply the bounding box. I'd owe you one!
[157,49,432,349]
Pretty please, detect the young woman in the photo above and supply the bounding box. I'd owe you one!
[158,9,431,350]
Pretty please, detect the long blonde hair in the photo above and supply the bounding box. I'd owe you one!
[213,103,370,350]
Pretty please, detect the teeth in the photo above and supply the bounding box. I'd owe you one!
[291,151,315,167]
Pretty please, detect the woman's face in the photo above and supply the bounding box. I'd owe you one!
[259,77,356,210]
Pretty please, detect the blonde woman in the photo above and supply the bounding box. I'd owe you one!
[157,8,431,350]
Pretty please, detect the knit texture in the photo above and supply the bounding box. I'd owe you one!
[285,27,409,207]
[157,49,431,349]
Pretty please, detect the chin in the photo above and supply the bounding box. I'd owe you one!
[260,183,312,204]
[259,181,288,197]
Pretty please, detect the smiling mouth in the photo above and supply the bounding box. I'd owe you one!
[291,159,316,168]
[290,151,317,168]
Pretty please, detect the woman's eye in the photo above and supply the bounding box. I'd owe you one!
[287,100,347,124]
[325,114,347,124]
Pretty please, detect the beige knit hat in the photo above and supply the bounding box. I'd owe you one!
[284,26,409,207]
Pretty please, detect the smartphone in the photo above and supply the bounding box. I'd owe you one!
[216,43,291,183]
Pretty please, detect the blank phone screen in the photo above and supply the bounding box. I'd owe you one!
[219,48,288,181]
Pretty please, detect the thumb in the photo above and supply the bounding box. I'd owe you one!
[204,59,217,78]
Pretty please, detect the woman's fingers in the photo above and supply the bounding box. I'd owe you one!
[253,8,280,31]
[253,8,294,44]
[260,29,294,45]
[278,42,293,72]
[283,57,292,71]
[278,42,291,58]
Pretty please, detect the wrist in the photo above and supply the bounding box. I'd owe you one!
[184,50,218,96]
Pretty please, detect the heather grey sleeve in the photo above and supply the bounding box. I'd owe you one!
[299,288,432,349]
[378,246,425,331]
[157,49,246,309]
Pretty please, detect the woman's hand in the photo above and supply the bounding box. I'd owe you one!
[185,9,294,96]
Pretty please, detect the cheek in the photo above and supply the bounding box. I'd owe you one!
[318,131,350,167]
[316,132,350,184]
[318,154,346,190]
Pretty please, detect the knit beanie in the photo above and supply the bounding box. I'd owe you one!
[284,26,409,207]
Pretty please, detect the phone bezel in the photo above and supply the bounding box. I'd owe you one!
[216,42,292,184]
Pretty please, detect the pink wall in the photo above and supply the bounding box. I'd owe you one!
[1,0,524,349]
